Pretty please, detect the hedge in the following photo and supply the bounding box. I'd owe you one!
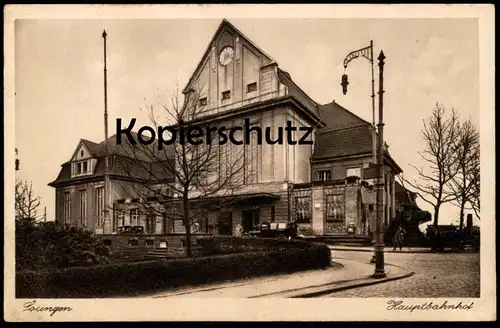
[197,236,327,255]
[16,237,331,298]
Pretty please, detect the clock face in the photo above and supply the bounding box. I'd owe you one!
[219,46,234,66]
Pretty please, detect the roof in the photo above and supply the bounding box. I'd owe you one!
[277,68,319,117]
[395,181,421,210]
[49,156,173,186]
[312,101,373,160]
[76,132,173,163]
[313,125,373,159]
[317,101,372,133]
[49,132,174,187]
[312,101,403,174]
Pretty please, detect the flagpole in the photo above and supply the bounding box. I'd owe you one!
[102,29,111,234]
[370,40,377,164]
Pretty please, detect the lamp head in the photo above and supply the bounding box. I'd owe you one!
[341,74,349,95]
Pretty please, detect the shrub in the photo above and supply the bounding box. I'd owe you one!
[16,237,331,298]
[16,219,111,271]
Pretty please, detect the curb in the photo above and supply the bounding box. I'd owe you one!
[291,270,415,298]
[329,247,433,254]
[150,264,346,298]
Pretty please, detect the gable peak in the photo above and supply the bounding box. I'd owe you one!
[182,18,277,94]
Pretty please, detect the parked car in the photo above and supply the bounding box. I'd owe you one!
[426,224,480,253]
[243,221,298,240]
[461,235,480,252]
[116,225,144,235]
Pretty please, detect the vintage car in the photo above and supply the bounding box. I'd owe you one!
[243,221,298,240]
[426,224,480,253]
[116,225,144,235]
[461,234,480,252]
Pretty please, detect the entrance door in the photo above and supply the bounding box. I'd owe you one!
[217,212,233,235]
[242,209,259,232]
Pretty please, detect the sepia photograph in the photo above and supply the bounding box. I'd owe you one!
[4,4,495,322]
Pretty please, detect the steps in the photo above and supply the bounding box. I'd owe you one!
[147,247,201,259]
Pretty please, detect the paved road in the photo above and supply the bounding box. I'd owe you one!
[326,249,480,298]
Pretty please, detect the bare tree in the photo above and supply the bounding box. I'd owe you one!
[116,86,252,257]
[15,180,41,222]
[447,119,480,230]
[468,144,480,219]
[403,103,460,227]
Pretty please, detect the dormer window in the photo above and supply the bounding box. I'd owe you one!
[71,159,93,177]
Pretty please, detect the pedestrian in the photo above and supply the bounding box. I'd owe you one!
[392,225,406,251]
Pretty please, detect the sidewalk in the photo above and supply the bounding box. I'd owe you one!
[329,245,433,253]
[144,258,413,298]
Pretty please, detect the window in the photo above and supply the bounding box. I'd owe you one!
[146,213,156,234]
[316,170,331,182]
[63,191,71,224]
[247,82,257,93]
[116,210,125,228]
[221,90,231,100]
[271,206,275,222]
[130,208,139,226]
[80,150,84,157]
[96,187,104,227]
[346,167,361,178]
[127,239,138,246]
[325,194,344,222]
[79,190,87,227]
[199,97,208,106]
[295,196,312,223]
[72,159,91,177]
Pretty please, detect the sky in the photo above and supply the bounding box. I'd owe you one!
[15,17,480,227]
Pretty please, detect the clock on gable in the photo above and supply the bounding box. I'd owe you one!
[219,46,234,66]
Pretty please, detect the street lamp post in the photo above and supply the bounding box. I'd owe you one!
[373,50,386,278]
[341,42,386,278]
